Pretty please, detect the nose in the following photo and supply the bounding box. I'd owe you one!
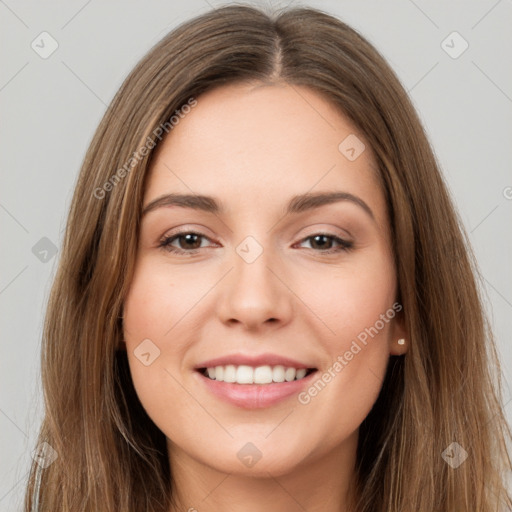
[216,243,294,331]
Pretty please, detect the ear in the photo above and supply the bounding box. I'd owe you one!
[388,308,408,356]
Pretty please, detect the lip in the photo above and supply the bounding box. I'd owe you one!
[193,352,315,370]
[194,369,318,409]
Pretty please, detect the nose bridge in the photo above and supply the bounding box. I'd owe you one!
[217,232,293,327]
[232,233,281,298]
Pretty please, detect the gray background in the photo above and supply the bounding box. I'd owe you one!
[1,0,511,509]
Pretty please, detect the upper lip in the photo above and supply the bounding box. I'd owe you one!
[194,353,316,370]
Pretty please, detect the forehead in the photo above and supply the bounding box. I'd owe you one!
[144,82,385,225]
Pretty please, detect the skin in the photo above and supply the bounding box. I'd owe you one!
[122,82,408,512]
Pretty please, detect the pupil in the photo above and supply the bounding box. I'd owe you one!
[312,235,330,250]
[182,234,200,249]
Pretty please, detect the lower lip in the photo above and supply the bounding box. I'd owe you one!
[195,370,317,409]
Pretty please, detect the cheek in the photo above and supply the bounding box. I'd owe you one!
[301,247,396,345]
[293,249,396,417]
[122,262,193,421]
[123,259,201,340]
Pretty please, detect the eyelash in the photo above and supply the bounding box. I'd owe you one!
[158,230,354,256]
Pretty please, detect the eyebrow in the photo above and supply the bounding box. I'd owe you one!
[141,191,375,221]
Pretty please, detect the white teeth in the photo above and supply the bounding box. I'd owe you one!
[254,366,273,384]
[236,365,254,384]
[285,367,296,382]
[223,365,236,383]
[214,366,224,381]
[295,368,307,380]
[272,365,285,383]
[202,364,313,384]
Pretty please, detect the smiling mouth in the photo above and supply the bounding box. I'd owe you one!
[197,365,317,385]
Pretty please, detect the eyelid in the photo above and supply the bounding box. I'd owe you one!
[296,223,353,240]
[159,225,215,242]
[158,227,217,248]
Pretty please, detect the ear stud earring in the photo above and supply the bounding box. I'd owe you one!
[397,338,405,346]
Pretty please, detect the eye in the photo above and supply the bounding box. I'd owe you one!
[158,230,353,256]
[296,233,353,254]
[158,231,215,255]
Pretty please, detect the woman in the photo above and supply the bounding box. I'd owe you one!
[24,4,512,511]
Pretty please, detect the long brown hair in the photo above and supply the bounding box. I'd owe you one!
[24,4,512,511]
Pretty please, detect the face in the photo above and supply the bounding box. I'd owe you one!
[123,82,407,478]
